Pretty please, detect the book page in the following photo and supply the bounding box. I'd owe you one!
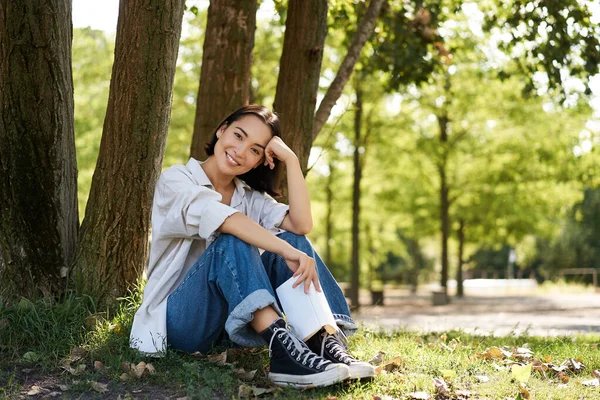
[276,276,337,340]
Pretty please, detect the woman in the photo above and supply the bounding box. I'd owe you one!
[130,105,374,388]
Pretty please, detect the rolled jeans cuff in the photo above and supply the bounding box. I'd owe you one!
[334,313,358,336]
[225,289,281,347]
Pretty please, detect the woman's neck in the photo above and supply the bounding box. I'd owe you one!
[200,157,235,192]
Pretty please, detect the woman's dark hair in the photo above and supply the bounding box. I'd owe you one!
[204,104,283,197]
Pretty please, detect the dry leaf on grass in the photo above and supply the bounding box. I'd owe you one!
[593,370,600,378]
[557,372,569,383]
[408,391,431,400]
[581,378,599,387]
[374,357,404,374]
[238,384,277,398]
[207,350,229,366]
[477,346,512,360]
[234,368,257,381]
[561,358,585,373]
[120,361,155,379]
[433,377,449,395]
[326,396,338,400]
[518,382,530,399]
[93,361,104,371]
[368,351,386,365]
[26,386,47,396]
[89,381,109,393]
[475,375,489,383]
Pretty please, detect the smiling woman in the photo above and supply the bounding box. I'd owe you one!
[129,104,374,388]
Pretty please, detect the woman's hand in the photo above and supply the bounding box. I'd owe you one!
[263,136,297,169]
[282,247,322,294]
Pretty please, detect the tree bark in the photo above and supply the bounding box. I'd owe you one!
[312,0,385,141]
[438,113,450,296]
[350,87,363,309]
[190,0,257,160]
[273,0,328,178]
[456,219,465,298]
[72,0,186,302]
[0,0,78,298]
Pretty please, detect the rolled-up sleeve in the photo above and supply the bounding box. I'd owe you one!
[155,167,239,241]
[258,192,289,234]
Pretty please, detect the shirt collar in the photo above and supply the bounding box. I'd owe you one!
[186,158,251,206]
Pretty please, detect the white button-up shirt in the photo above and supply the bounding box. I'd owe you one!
[130,158,289,354]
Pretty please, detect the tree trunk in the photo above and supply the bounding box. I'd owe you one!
[350,87,363,309]
[273,0,328,179]
[312,0,385,140]
[410,238,420,294]
[0,0,78,298]
[438,113,450,295]
[72,0,186,302]
[190,0,257,160]
[325,158,334,267]
[456,219,465,298]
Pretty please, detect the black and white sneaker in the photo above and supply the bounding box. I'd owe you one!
[307,329,375,379]
[260,319,350,388]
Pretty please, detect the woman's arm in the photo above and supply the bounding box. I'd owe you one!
[263,137,313,235]
[218,212,320,293]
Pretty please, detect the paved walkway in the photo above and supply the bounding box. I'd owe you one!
[352,288,600,336]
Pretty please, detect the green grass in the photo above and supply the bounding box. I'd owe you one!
[1,293,599,399]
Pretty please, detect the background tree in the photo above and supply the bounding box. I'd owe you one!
[71,0,186,301]
[0,0,78,298]
[189,0,257,160]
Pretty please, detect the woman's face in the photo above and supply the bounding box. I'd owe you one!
[213,115,272,176]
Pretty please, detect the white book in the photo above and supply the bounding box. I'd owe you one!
[276,276,337,341]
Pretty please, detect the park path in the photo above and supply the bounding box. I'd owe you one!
[352,288,600,337]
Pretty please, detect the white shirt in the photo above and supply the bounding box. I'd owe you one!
[130,158,289,354]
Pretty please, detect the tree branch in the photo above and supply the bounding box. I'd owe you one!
[312,0,386,141]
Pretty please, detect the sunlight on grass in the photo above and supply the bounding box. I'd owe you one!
[2,289,599,399]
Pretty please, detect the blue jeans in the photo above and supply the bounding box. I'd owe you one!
[166,232,356,353]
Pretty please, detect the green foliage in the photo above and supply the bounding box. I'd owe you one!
[482,0,600,97]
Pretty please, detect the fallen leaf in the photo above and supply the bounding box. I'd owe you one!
[26,386,44,396]
[145,363,156,375]
[368,351,386,365]
[518,382,530,399]
[207,350,228,366]
[475,375,489,383]
[561,358,585,373]
[478,346,511,360]
[21,368,34,374]
[511,364,532,383]
[375,357,403,374]
[120,373,129,382]
[408,392,431,400]
[89,381,108,393]
[133,361,146,378]
[326,397,339,400]
[58,385,69,392]
[581,378,599,387]
[94,361,104,371]
[432,377,449,395]
[593,370,600,378]
[176,397,190,400]
[558,372,569,383]
[46,391,61,398]
[234,368,257,381]
[238,384,276,398]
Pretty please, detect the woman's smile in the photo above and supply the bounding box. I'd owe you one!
[225,151,241,167]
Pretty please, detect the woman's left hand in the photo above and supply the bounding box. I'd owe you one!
[263,136,297,169]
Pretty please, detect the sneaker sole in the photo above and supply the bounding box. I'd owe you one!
[349,363,376,380]
[268,364,350,388]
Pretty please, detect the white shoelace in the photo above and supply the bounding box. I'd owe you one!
[268,326,330,370]
[320,330,355,364]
